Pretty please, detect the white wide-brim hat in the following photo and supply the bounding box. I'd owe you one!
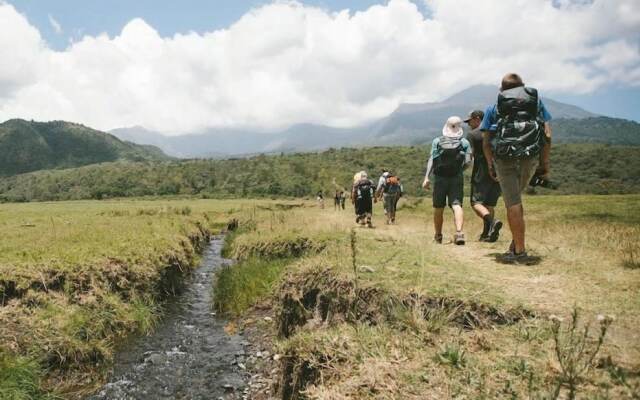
[442,116,464,138]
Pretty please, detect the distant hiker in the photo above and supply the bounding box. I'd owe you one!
[376,171,403,224]
[465,110,503,242]
[340,191,347,210]
[422,116,472,245]
[316,190,325,209]
[481,73,552,263]
[376,169,390,216]
[334,190,341,210]
[352,171,375,228]
[394,177,404,211]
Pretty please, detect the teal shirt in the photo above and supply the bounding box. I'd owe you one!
[425,136,472,179]
[430,136,471,159]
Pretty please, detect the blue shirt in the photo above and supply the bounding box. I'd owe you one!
[480,100,552,132]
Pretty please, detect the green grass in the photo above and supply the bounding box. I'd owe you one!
[213,257,290,316]
[0,351,57,400]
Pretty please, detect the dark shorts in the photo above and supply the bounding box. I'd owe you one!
[355,198,373,216]
[433,174,463,208]
[471,178,501,207]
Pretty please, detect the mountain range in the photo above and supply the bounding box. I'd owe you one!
[110,84,636,158]
[0,119,170,176]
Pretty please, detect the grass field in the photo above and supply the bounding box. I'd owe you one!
[1,195,638,399]
[215,194,640,399]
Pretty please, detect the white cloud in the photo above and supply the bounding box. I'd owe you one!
[0,0,638,134]
[48,14,62,34]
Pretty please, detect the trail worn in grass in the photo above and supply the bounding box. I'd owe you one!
[216,194,640,399]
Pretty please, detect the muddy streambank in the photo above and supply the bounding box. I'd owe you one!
[88,236,249,400]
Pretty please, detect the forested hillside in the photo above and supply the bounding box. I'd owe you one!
[0,143,638,202]
[0,119,171,176]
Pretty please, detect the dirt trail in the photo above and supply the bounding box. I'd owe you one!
[88,236,248,400]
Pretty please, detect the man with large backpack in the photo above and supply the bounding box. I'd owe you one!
[465,110,503,242]
[352,171,375,228]
[481,73,552,263]
[376,171,403,224]
[422,116,472,245]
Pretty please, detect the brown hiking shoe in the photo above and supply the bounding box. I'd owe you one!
[434,233,443,244]
[454,232,465,245]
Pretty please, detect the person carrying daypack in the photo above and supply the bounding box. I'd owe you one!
[376,172,403,224]
[465,110,503,242]
[480,73,552,264]
[352,171,375,228]
[422,116,472,245]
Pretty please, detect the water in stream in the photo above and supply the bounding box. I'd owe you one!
[88,236,249,400]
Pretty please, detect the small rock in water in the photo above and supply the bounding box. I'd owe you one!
[144,353,165,365]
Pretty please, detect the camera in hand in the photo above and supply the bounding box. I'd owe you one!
[529,174,559,190]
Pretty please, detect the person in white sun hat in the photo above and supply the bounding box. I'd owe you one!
[422,116,472,245]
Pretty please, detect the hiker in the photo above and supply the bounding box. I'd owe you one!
[480,73,552,263]
[334,190,341,210]
[352,171,375,228]
[340,191,347,210]
[465,110,503,242]
[422,116,472,245]
[316,190,325,209]
[376,171,403,224]
[394,177,404,211]
[376,169,390,217]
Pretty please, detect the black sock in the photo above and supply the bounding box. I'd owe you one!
[482,214,493,235]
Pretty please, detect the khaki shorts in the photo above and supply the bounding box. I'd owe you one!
[495,157,539,208]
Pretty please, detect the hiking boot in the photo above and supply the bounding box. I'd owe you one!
[434,233,443,244]
[478,233,489,242]
[487,220,503,243]
[366,218,373,228]
[454,232,465,245]
[498,251,532,265]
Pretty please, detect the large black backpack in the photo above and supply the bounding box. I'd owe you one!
[433,136,464,177]
[355,179,373,200]
[495,86,545,159]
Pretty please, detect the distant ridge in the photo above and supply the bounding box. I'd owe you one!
[110,84,607,157]
[0,119,171,176]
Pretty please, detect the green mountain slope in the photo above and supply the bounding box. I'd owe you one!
[552,117,640,145]
[0,143,638,202]
[0,119,171,176]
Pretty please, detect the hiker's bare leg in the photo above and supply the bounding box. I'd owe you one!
[452,204,464,232]
[506,203,525,253]
[472,203,490,218]
[434,208,444,235]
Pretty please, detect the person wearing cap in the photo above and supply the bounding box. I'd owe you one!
[422,116,472,245]
[465,110,503,242]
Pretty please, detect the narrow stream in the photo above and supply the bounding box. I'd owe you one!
[88,236,248,400]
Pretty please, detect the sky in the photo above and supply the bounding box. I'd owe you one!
[1,0,639,134]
